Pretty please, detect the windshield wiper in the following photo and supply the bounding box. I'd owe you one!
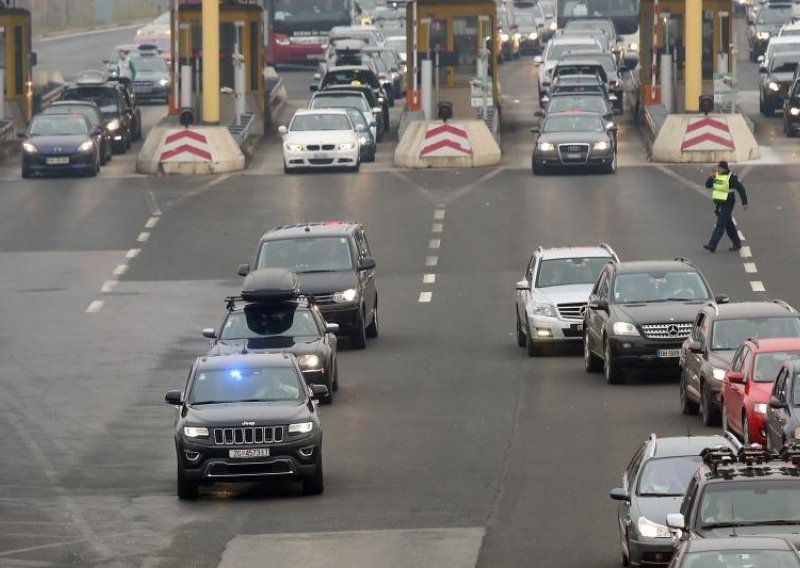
[299,269,337,273]
[638,492,684,497]
[702,519,800,529]
[190,400,222,405]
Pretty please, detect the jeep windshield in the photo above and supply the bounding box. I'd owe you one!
[257,237,353,272]
[697,481,800,530]
[536,257,609,287]
[220,307,320,340]
[613,271,710,303]
[188,367,303,404]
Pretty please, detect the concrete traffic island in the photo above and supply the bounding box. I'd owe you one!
[137,122,245,175]
[394,120,501,168]
[650,114,759,163]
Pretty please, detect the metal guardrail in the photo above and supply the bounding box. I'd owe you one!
[266,76,284,103]
[0,119,14,141]
[32,83,67,115]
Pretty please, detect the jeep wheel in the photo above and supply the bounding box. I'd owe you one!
[177,464,198,500]
[584,332,602,373]
[701,383,720,426]
[365,300,379,338]
[302,459,325,495]
[351,308,367,349]
[680,371,699,415]
[605,341,623,384]
[516,312,526,347]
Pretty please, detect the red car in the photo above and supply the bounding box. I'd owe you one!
[722,337,800,444]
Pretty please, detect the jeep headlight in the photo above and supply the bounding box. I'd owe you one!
[539,142,555,151]
[754,402,768,415]
[768,81,780,92]
[593,141,610,150]
[528,32,538,40]
[105,118,121,131]
[712,368,727,381]
[791,107,800,116]
[286,143,303,151]
[757,31,771,39]
[297,354,321,369]
[183,426,209,438]
[288,422,313,434]
[613,321,640,336]
[531,302,556,318]
[637,516,670,538]
[333,288,358,303]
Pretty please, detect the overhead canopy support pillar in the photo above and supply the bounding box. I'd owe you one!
[202,0,220,124]
[684,0,701,112]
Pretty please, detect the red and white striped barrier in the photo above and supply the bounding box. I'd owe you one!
[159,129,213,163]
[419,123,473,157]
[680,116,735,151]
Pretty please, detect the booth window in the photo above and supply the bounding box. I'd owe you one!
[453,16,479,83]
[250,21,259,90]
[702,12,713,79]
[14,25,23,96]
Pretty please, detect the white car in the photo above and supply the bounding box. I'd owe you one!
[280,109,362,173]
[515,244,619,356]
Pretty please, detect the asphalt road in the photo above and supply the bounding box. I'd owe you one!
[1,18,799,568]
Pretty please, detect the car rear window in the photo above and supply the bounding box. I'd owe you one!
[712,319,800,351]
[220,307,319,340]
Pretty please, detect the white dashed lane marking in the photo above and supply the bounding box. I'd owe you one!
[112,264,129,276]
[751,281,766,292]
[739,246,752,258]
[429,239,441,249]
[434,209,445,220]
[743,263,758,274]
[432,223,443,233]
[85,300,104,313]
[423,274,436,284]
[144,216,160,229]
[425,256,438,267]
[100,280,117,293]
[419,292,433,303]
[137,232,150,242]
[126,248,140,259]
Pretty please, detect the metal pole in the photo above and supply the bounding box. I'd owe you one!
[0,68,5,120]
[201,0,220,124]
[421,59,433,120]
[660,53,672,112]
[730,42,737,114]
[180,64,193,109]
[651,0,658,103]
[411,0,418,110]
[234,21,245,126]
[172,0,179,113]
[435,45,440,111]
[684,0,702,112]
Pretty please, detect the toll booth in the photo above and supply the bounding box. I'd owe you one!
[0,6,34,129]
[639,0,733,112]
[177,2,264,121]
[405,0,500,121]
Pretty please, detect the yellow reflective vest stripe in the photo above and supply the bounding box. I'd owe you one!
[712,173,731,202]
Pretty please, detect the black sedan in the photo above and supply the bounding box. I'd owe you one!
[531,111,617,174]
[21,113,100,178]
[40,100,113,165]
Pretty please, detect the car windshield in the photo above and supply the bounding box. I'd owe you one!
[613,271,711,303]
[556,64,604,77]
[711,319,800,351]
[290,113,352,131]
[322,69,379,88]
[783,28,800,36]
[344,108,368,128]
[637,456,702,496]
[753,351,800,382]
[274,0,351,24]
[220,307,320,340]
[62,87,118,111]
[548,96,609,113]
[386,37,405,53]
[566,54,617,72]
[681,550,800,567]
[188,367,303,404]
[130,55,168,72]
[698,481,800,528]
[515,12,539,25]
[543,114,605,132]
[311,95,369,112]
[29,116,88,136]
[42,106,99,126]
[536,257,609,287]
[759,6,793,22]
[547,43,598,62]
[257,237,353,272]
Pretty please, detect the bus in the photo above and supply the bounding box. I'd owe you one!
[555,0,640,67]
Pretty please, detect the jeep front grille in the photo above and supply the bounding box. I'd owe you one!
[641,323,693,340]
[213,426,284,445]
[557,302,586,321]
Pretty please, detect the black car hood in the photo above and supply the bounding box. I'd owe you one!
[768,72,794,83]
[297,271,357,295]
[184,401,311,426]
[101,111,121,122]
[755,24,782,34]
[538,131,610,144]
[634,495,684,524]
[210,337,322,356]
[613,302,705,325]
[28,134,88,153]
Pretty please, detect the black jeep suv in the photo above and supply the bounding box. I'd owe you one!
[583,258,725,384]
[238,222,379,349]
[165,352,328,499]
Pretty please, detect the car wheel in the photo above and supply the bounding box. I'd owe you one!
[516,312,526,347]
[21,167,31,179]
[365,300,379,338]
[701,382,720,426]
[100,145,107,166]
[742,414,751,445]
[351,307,367,349]
[584,332,603,372]
[605,152,617,174]
[766,433,773,452]
[332,361,339,392]
[532,163,546,175]
[605,341,623,384]
[321,375,334,405]
[283,161,291,174]
[302,458,325,495]
[680,370,700,415]
[525,322,540,357]
[177,463,198,500]
[352,160,361,173]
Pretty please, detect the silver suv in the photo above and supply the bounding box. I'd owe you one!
[515,244,619,355]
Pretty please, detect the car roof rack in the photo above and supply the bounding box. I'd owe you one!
[673,256,697,267]
[599,242,619,262]
[780,443,800,466]
[738,443,772,465]
[773,298,797,313]
[700,445,737,471]
[646,433,658,458]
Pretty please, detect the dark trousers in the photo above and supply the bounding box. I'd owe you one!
[708,200,741,250]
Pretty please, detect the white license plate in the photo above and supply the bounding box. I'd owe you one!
[229,448,270,459]
[657,349,681,358]
[313,153,330,159]
[46,157,69,165]
[566,153,582,159]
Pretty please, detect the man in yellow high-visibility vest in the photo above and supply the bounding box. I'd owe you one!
[703,161,748,253]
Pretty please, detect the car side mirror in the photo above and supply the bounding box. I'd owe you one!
[309,84,319,92]
[313,73,321,80]
[769,395,788,409]
[310,384,329,399]
[202,328,216,339]
[727,370,744,384]
[758,55,765,64]
[714,294,730,304]
[358,257,376,270]
[237,263,250,277]
[609,488,630,502]
[355,124,365,132]
[666,513,685,531]
[530,126,540,133]
[372,106,382,114]
[516,279,530,291]
[686,339,702,353]
[325,323,340,333]
[17,132,27,139]
[164,389,182,405]
[533,55,543,65]
[534,110,543,117]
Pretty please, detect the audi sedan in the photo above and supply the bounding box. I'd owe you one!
[531,111,617,174]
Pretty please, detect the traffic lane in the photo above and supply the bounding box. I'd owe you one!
[34,24,142,82]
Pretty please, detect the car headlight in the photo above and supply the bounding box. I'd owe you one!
[528,32,538,39]
[768,81,780,92]
[791,107,800,116]
[754,402,768,415]
[637,516,670,538]
[285,143,303,151]
[339,142,355,150]
[78,140,94,153]
[21,141,38,153]
[297,354,321,369]
[593,141,610,150]
[549,21,557,31]
[159,78,169,86]
[183,426,209,438]
[501,33,510,42]
[531,302,556,317]
[794,426,800,441]
[613,321,640,336]
[333,288,358,303]
[538,142,555,151]
[106,118,121,131]
[288,422,313,434]
[629,41,638,51]
[757,31,771,39]
[513,32,522,40]
[359,135,368,144]
[712,368,727,381]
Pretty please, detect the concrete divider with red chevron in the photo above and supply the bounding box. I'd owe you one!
[137,125,245,175]
[159,129,214,162]
[419,123,473,158]
[651,114,758,163]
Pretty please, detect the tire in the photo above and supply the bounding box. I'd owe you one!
[701,382,720,426]
[177,464,198,500]
[532,163,546,175]
[351,160,361,173]
[621,531,631,567]
[525,323,540,357]
[742,414,751,446]
[332,361,339,392]
[680,370,700,415]
[516,312,526,347]
[302,459,325,495]
[100,144,107,166]
[604,341,623,384]
[21,168,31,179]
[351,308,367,349]
[365,300,379,338]
[124,132,132,150]
[605,152,617,174]
[584,332,602,372]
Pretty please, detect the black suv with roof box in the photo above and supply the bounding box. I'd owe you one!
[203,268,340,404]
[238,222,379,349]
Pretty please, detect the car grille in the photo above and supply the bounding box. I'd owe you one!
[213,426,284,445]
[558,143,589,163]
[309,158,335,164]
[134,81,154,87]
[641,323,693,340]
[557,302,586,321]
[311,293,336,305]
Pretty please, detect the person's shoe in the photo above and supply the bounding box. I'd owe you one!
[729,245,742,252]
[703,244,715,253]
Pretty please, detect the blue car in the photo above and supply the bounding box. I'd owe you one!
[21,113,100,179]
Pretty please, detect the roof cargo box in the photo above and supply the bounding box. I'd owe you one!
[240,268,299,303]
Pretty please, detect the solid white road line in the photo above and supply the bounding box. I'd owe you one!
[751,281,766,292]
[429,239,441,249]
[423,274,436,284]
[86,300,104,313]
[419,292,433,303]
[743,263,758,273]
[425,256,438,267]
